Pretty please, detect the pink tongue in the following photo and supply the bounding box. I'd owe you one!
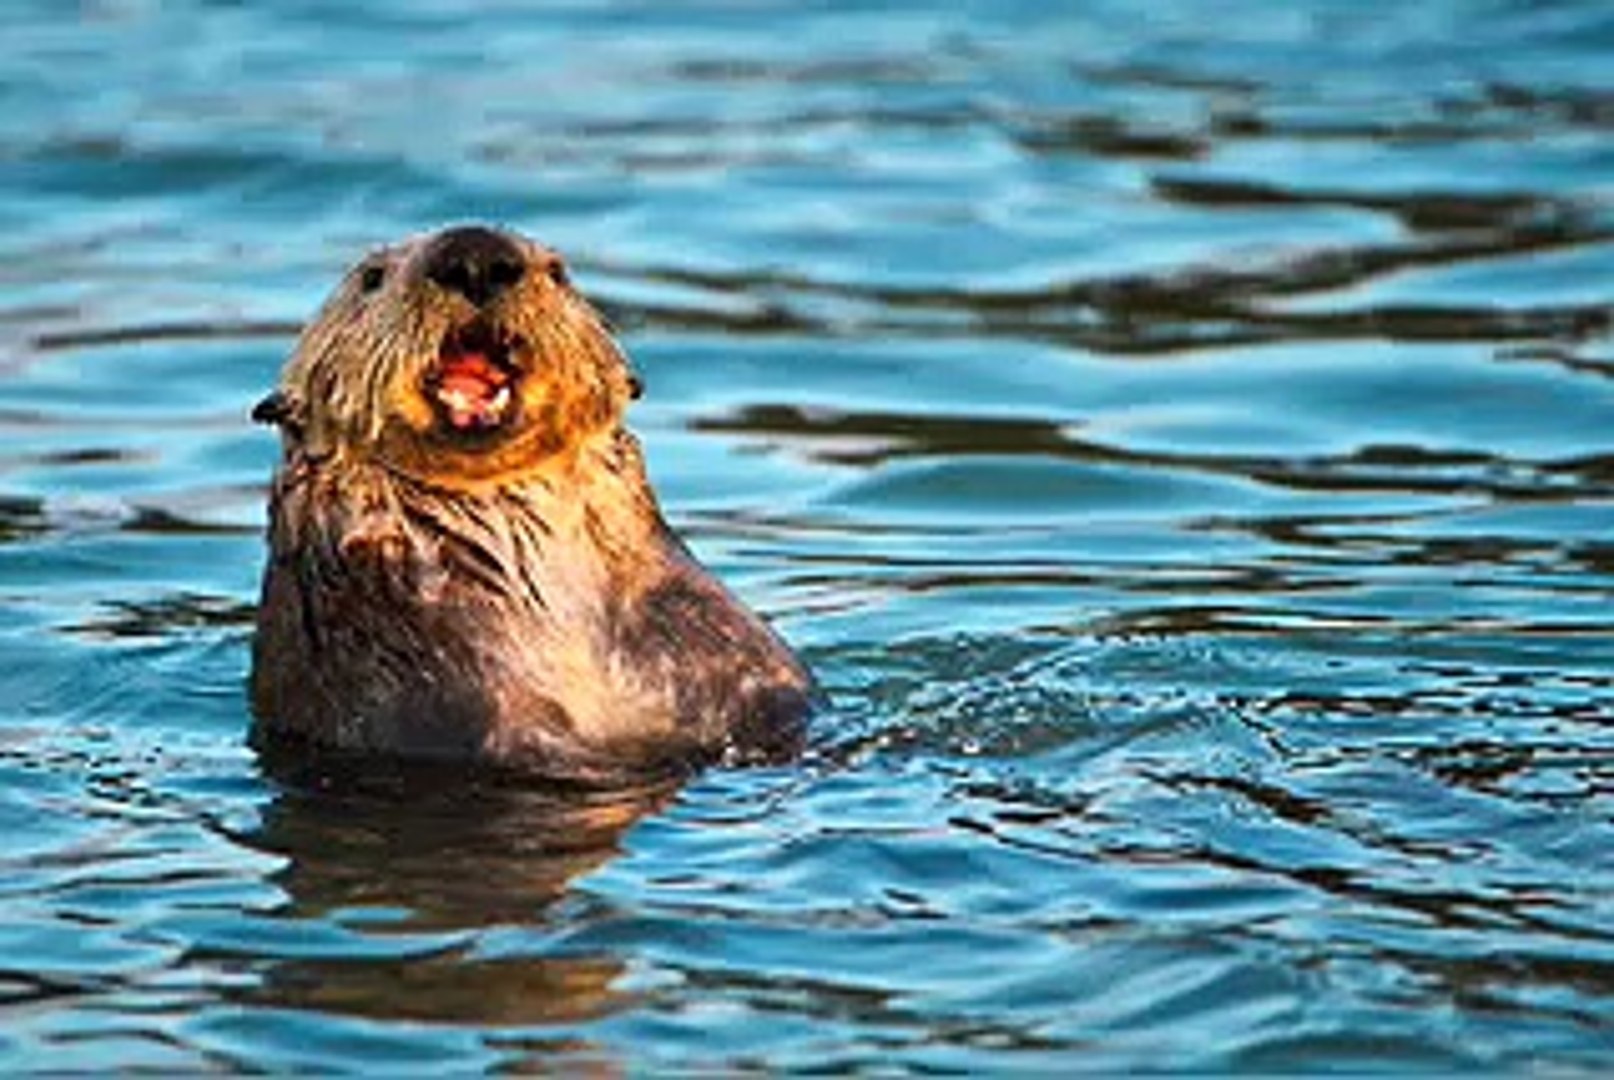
[435,352,509,428]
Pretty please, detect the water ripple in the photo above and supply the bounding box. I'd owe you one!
[1,0,1612,1071]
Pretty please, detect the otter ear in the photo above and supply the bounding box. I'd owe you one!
[251,390,291,425]
[251,390,306,436]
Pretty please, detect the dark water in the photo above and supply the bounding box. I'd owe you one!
[3,0,1613,1070]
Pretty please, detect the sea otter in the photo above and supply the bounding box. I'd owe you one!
[249,225,816,781]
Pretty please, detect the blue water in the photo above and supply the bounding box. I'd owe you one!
[3,0,1613,1070]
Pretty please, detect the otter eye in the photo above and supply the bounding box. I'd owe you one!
[546,259,569,287]
[359,264,386,293]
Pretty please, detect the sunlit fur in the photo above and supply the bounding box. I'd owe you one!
[280,232,633,487]
[250,228,814,781]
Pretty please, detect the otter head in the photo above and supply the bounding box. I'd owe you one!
[258,225,641,488]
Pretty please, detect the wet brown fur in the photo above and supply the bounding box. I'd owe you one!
[250,227,815,781]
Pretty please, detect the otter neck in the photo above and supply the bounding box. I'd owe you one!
[358,423,630,497]
[361,425,665,583]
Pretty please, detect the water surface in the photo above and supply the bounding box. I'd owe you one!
[2,0,1612,1070]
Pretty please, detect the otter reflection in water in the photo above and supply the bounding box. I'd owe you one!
[240,766,674,1035]
[249,225,816,780]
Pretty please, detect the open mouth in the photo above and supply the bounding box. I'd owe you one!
[425,320,523,433]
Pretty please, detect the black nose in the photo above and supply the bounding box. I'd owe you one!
[422,226,526,306]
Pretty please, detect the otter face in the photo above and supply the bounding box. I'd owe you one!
[268,225,639,487]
